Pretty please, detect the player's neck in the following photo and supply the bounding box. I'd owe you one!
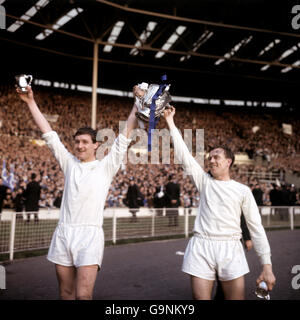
[213,172,231,181]
[81,156,96,163]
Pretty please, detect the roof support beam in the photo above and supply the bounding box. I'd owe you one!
[2,32,300,71]
[91,42,98,129]
[6,13,94,43]
[96,0,300,40]
[2,36,300,85]
[5,11,300,72]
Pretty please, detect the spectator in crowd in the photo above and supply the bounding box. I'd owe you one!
[2,188,13,209]
[24,173,41,223]
[252,184,264,206]
[13,187,25,220]
[125,178,143,222]
[53,190,63,208]
[279,184,290,221]
[0,177,8,218]
[165,174,181,227]
[184,190,195,215]
[269,184,281,217]
[289,184,297,206]
[153,176,166,216]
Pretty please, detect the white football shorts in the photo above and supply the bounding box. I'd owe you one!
[182,233,250,281]
[47,223,105,269]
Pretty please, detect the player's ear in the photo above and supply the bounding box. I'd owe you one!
[94,141,99,150]
[227,158,232,168]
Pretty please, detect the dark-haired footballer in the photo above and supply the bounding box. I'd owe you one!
[163,106,275,300]
[17,85,138,300]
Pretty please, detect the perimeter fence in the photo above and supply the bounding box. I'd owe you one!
[0,206,299,261]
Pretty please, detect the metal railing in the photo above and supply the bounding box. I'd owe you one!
[0,208,196,261]
[0,206,299,261]
[238,171,282,180]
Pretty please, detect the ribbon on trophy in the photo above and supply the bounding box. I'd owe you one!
[147,74,168,151]
[134,74,172,151]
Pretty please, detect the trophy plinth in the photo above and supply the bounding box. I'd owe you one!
[15,74,33,92]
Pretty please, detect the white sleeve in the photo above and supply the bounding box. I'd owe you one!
[42,131,74,175]
[169,126,205,192]
[101,133,131,180]
[242,186,272,265]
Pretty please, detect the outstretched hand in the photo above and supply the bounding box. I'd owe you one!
[16,85,34,104]
[163,105,176,124]
[256,265,276,291]
[133,85,146,99]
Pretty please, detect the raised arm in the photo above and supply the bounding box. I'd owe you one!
[163,105,176,131]
[163,106,205,191]
[122,103,139,139]
[17,86,73,174]
[16,86,52,134]
[102,103,138,179]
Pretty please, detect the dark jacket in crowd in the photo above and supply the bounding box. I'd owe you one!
[53,194,62,208]
[269,187,280,206]
[13,191,25,212]
[153,186,166,208]
[165,181,180,208]
[126,183,143,209]
[270,185,297,206]
[24,180,41,212]
[0,184,8,213]
[252,186,264,206]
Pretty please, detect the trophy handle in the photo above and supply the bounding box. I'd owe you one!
[26,75,33,85]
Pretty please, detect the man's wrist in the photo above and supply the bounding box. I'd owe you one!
[166,119,175,129]
[27,99,36,107]
[263,264,272,271]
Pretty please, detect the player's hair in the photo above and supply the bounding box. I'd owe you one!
[210,145,235,168]
[74,127,97,143]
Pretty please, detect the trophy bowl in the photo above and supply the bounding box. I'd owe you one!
[15,74,33,92]
[255,281,270,300]
[134,82,172,122]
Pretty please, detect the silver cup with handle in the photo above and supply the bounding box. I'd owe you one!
[15,74,33,92]
[133,81,172,123]
[255,281,270,300]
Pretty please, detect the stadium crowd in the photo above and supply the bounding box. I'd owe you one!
[0,85,300,212]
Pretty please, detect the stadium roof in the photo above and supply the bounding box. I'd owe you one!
[1,0,300,103]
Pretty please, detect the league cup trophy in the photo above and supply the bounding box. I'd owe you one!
[134,82,172,122]
[255,281,270,300]
[133,75,172,151]
[15,74,33,92]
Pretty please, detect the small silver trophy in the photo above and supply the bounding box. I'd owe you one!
[255,281,270,300]
[15,74,33,92]
[134,81,172,123]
